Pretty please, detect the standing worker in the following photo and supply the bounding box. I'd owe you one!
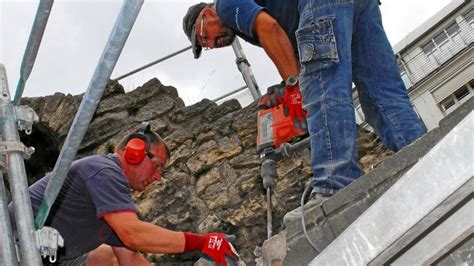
[9,123,237,265]
[183,1,426,201]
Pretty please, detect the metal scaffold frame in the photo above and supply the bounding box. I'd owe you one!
[0,0,144,264]
[113,37,262,102]
[1,0,264,264]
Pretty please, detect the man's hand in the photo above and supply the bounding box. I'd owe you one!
[282,84,307,122]
[202,234,238,266]
[184,233,239,266]
[112,246,151,266]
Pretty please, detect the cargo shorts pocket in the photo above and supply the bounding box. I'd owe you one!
[296,15,339,75]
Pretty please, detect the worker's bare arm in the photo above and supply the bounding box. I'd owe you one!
[103,211,185,254]
[253,11,300,80]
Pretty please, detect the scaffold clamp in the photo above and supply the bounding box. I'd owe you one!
[0,141,35,159]
[36,226,64,263]
[15,105,39,135]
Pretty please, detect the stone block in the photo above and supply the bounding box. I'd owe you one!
[284,201,326,241]
[310,113,474,265]
[284,219,335,266]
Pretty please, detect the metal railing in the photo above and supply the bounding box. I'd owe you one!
[1,64,41,265]
[113,37,262,104]
[13,0,54,106]
[114,46,192,81]
[1,0,55,264]
[231,38,262,100]
[4,5,262,265]
[1,0,144,264]
[35,0,144,230]
[0,66,23,266]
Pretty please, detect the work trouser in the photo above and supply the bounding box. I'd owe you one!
[296,0,426,193]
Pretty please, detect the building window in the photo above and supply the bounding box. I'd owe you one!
[463,9,473,28]
[440,98,456,113]
[445,22,463,45]
[439,83,473,115]
[398,63,412,88]
[422,41,439,64]
[422,21,464,64]
[454,87,470,102]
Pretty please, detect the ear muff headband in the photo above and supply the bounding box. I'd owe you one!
[124,122,152,165]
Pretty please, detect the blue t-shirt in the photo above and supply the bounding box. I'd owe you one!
[214,0,300,50]
[9,154,137,261]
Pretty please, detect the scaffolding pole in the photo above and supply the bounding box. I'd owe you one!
[0,64,41,265]
[114,46,191,81]
[13,0,54,106]
[0,170,18,266]
[34,0,144,229]
[212,85,247,103]
[231,38,261,101]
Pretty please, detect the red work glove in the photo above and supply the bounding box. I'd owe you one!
[282,84,307,122]
[184,232,238,266]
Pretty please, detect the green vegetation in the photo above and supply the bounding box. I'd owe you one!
[105,142,115,153]
[289,136,302,144]
[254,173,263,187]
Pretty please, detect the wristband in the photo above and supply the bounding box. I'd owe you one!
[183,232,205,252]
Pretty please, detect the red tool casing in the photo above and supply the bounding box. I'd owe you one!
[257,105,307,153]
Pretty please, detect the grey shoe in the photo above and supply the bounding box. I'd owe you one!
[283,192,330,226]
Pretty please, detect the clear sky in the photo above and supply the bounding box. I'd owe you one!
[0,0,452,106]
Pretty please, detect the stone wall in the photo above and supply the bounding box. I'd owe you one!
[21,78,392,264]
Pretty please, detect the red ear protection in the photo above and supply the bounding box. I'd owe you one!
[124,138,147,164]
[124,122,152,165]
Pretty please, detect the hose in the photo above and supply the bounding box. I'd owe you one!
[300,182,321,253]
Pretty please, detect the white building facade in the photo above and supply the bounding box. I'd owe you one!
[355,0,473,131]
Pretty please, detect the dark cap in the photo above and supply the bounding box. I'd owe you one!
[183,2,208,59]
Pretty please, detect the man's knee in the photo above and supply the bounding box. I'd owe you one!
[87,244,118,266]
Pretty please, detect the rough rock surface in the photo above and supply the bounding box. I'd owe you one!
[20,78,392,264]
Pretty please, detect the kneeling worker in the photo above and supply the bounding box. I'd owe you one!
[9,122,237,265]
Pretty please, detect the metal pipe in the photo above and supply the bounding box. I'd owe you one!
[212,85,247,103]
[0,171,18,266]
[113,46,191,81]
[13,0,54,106]
[0,64,42,265]
[34,0,144,229]
[261,158,276,240]
[266,187,273,239]
[231,38,262,101]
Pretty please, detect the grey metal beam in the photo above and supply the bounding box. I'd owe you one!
[309,112,474,265]
[34,0,144,229]
[436,237,474,266]
[13,0,54,106]
[231,38,261,101]
[212,85,247,103]
[392,197,473,265]
[371,177,473,264]
[113,46,191,81]
[1,64,42,265]
[0,170,18,266]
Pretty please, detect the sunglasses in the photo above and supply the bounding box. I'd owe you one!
[198,12,210,50]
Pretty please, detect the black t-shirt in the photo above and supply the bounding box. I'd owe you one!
[10,154,137,261]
